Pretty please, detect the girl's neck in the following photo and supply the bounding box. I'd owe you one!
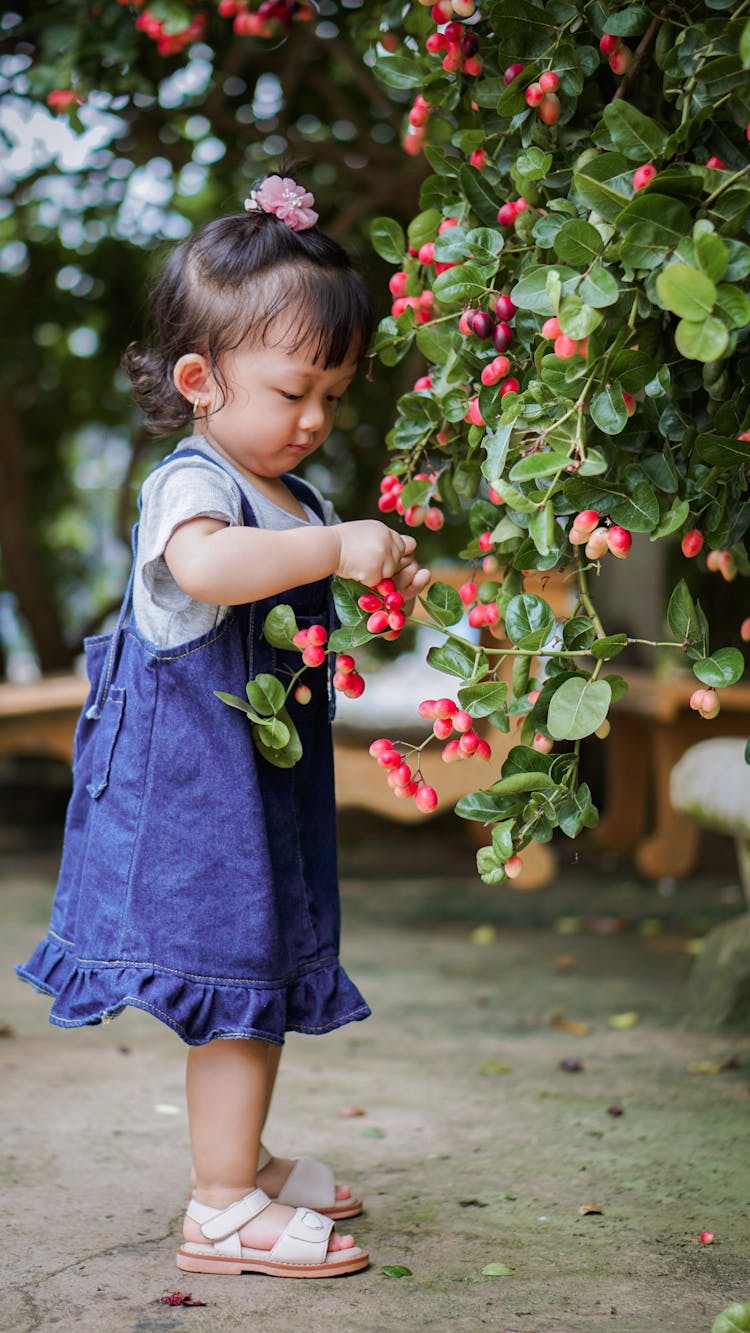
[192,426,309,521]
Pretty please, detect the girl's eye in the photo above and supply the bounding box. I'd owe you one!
[279,391,303,401]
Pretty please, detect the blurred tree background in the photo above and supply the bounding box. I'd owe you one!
[0,1,433,677]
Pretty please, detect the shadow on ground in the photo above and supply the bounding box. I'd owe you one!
[1,809,749,1333]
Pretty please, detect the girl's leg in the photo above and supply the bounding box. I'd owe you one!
[255,1044,353,1206]
[184,1038,353,1252]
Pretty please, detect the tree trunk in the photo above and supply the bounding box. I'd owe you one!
[0,405,73,674]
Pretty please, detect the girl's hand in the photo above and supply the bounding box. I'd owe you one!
[392,559,431,603]
[336,520,421,587]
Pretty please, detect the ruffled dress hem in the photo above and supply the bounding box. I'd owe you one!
[16,934,371,1047]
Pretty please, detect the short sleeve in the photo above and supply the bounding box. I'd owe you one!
[137,458,242,612]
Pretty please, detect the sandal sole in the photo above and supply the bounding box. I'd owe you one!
[176,1247,370,1279]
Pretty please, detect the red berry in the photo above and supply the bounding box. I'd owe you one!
[388,611,406,631]
[469,148,486,170]
[470,310,495,339]
[438,217,459,233]
[404,504,425,527]
[435,697,457,718]
[607,525,632,559]
[452,709,472,733]
[466,398,484,427]
[393,762,413,787]
[376,578,397,595]
[599,32,620,54]
[307,623,328,646]
[433,717,453,740]
[505,854,524,879]
[539,70,559,93]
[441,739,462,763]
[418,241,435,264]
[494,294,516,322]
[525,82,543,107]
[332,670,350,691]
[358,592,383,613]
[706,156,726,169]
[633,164,657,191]
[458,730,479,755]
[384,590,404,612]
[302,644,326,667]
[478,531,494,552]
[414,375,432,391]
[541,316,561,339]
[740,617,750,643]
[459,580,477,605]
[500,377,520,396]
[493,322,513,353]
[369,737,392,758]
[443,46,464,73]
[497,202,518,226]
[464,55,483,77]
[475,738,492,760]
[367,610,390,634]
[489,486,504,504]
[504,63,524,85]
[424,506,445,531]
[554,334,578,359]
[622,391,636,417]
[609,45,632,74]
[378,747,402,769]
[468,605,486,628]
[378,492,399,513]
[293,628,310,648]
[344,672,365,698]
[680,529,703,559]
[414,784,439,812]
[426,32,448,53]
[336,653,355,673]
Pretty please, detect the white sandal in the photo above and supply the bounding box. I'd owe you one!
[258,1144,364,1220]
[177,1187,369,1279]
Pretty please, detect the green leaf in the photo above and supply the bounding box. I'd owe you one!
[252,706,302,769]
[618,195,693,263]
[482,1262,515,1276]
[455,789,518,822]
[254,714,290,750]
[476,846,507,884]
[433,260,489,305]
[375,56,423,90]
[742,19,750,68]
[694,231,729,283]
[263,604,300,649]
[562,616,597,652]
[407,209,441,251]
[509,451,570,481]
[490,771,557,796]
[558,295,603,339]
[579,265,619,308]
[714,284,750,329]
[510,264,579,315]
[420,581,464,627]
[650,497,690,539]
[382,1265,413,1279]
[459,164,502,227]
[214,691,262,723]
[246,672,286,716]
[609,350,658,393]
[427,640,484,679]
[558,783,599,837]
[573,152,634,222]
[547,677,612,740]
[696,432,750,467]
[590,385,627,435]
[601,4,649,34]
[515,146,552,182]
[458,680,509,716]
[553,219,603,266]
[370,217,406,263]
[674,316,729,363]
[656,264,717,320]
[505,594,555,650]
[491,819,515,861]
[589,633,628,661]
[693,648,745,688]
[601,100,668,160]
[667,580,701,646]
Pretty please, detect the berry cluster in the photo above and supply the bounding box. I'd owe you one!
[425,21,483,77]
[600,32,632,75]
[525,70,561,125]
[403,93,434,156]
[368,738,439,811]
[135,7,206,53]
[389,267,435,322]
[378,473,445,530]
[497,196,530,227]
[332,653,365,699]
[689,687,720,719]
[358,579,407,641]
[540,317,588,361]
[418,697,492,762]
[568,510,632,560]
[706,549,738,581]
[291,626,365,699]
[218,0,311,36]
[458,578,503,630]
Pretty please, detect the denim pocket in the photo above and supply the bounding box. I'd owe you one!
[85,687,126,798]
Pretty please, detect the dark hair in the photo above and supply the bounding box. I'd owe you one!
[122,194,375,436]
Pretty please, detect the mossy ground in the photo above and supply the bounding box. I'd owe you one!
[1,816,748,1333]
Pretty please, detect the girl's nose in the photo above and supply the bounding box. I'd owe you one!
[298,397,326,433]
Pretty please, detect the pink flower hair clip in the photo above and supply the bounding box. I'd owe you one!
[244,175,319,231]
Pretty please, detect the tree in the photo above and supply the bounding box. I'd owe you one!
[2,1,749,878]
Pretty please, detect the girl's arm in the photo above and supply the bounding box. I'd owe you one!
[165,515,425,605]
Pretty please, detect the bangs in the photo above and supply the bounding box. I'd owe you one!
[198,262,374,371]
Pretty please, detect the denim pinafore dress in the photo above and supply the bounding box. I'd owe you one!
[17,449,370,1046]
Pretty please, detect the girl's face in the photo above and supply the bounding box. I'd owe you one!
[199,335,359,482]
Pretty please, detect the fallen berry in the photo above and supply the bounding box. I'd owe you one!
[607,1105,624,1116]
[700,1230,715,1245]
[559,1057,583,1072]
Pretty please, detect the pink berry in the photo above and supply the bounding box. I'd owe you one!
[700,1231,715,1246]
[458,730,479,755]
[532,732,553,754]
[388,611,406,631]
[475,738,492,760]
[358,592,383,613]
[681,529,704,558]
[424,507,445,531]
[376,578,397,596]
[378,747,402,769]
[500,377,520,396]
[418,241,435,264]
[369,737,392,758]
[541,316,561,339]
[426,31,448,54]
[554,334,578,359]
[414,375,432,392]
[525,82,543,107]
[505,854,524,879]
[302,644,326,667]
[336,655,355,676]
[294,683,312,705]
[293,628,310,648]
[367,610,390,634]
[404,504,425,527]
[433,717,453,740]
[609,45,632,74]
[452,710,473,733]
[441,738,462,763]
[575,510,600,537]
[435,698,457,718]
[706,156,726,170]
[464,55,483,76]
[459,580,477,605]
[466,398,485,427]
[504,63,524,85]
[307,623,328,646]
[392,762,412,787]
[478,531,494,553]
[469,148,486,170]
[418,699,438,720]
[389,271,408,297]
[415,784,439,812]
[539,70,559,93]
[741,617,750,643]
[622,390,636,417]
[344,669,364,694]
[468,606,486,628]
[633,163,657,191]
[607,526,632,560]
[483,603,499,629]
[585,527,610,560]
[538,93,561,125]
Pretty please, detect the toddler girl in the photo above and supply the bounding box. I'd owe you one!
[17,175,430,1279]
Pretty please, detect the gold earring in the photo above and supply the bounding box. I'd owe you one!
[192,396,202,416]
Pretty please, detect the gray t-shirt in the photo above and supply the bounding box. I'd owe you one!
[133,436,337,648]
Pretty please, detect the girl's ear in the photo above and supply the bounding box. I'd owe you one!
[173,352,212,406]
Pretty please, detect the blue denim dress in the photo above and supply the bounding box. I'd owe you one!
[17,449,370,1046]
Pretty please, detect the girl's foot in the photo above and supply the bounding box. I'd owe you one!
[183,1196,355,1253]
[257,1152,353,1208]
[188,1151,360,1215]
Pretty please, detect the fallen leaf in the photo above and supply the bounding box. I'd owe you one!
[459,1199,488,1208]
[0,1023,16,1039]
[160,1291,207,1307]
[338,1106,365,1117]
[362,1126,385,1138]
[578,1203,603,1216]
[471,925,497,946]
[608,1012,639,1029]
[719,1057,742,1071]
[551,1016,591,1036]
[382,1265,412,1279]
[688,1060,724,1075]
[559,1057,584,1072]
[482,1262,515,1276]
[477,1061,512,1075]
[607,1104,624,1117]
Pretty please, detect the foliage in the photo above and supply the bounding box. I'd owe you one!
[2,1,749,880]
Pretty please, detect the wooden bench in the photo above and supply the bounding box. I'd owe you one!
[594,669,750,879]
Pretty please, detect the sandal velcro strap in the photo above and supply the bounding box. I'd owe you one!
[192,1187,271,1242]
[268,1208,333,1265]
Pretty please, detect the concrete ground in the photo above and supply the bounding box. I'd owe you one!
[1,813,749,1333]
